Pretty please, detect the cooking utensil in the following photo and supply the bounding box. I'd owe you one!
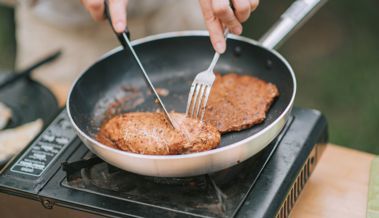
[0,51,61,90]
[67,0,327,177]
[186,29,228,120]
[103,0,176,128]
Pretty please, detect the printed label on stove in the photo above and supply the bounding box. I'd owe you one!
[10,111,76,177]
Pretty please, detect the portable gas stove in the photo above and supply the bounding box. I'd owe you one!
[0,107,327,218]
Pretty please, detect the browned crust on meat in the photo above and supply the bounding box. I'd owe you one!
[96,112,220,155]
[204,73,279,133]
[171,113,221,153]
[96,73,278,155]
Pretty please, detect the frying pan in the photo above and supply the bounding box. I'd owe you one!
[67,0,326,177]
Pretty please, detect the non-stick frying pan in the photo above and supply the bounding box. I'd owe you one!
[67,0,326,177]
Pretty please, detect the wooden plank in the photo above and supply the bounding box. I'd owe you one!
[367,157,379,218]
[291,144,374,218]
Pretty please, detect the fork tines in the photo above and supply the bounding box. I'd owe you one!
[186,75,215,121]
[185,30,227,121]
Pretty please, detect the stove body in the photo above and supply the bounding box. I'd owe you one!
[0,107,327,218]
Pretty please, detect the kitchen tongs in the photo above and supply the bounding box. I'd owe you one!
[103,0,176,128]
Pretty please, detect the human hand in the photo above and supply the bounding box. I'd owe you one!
[199,0,259,53]
[81,0,128,33]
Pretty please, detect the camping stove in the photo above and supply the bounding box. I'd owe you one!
[0,107,327,218]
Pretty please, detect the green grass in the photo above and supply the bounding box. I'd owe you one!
[244,0,379,154]
[0,5,15,71]
[294,32,379,153]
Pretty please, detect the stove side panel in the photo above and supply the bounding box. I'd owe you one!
[236,108,328,218]
[0,110,81,197]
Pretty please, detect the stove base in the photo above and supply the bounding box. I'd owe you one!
[0,107,327,218]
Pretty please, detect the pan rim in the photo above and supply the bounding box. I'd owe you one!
[66,30,296,160]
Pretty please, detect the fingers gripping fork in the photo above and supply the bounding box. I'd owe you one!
[185,30,228,121]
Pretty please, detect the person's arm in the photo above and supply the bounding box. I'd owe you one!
[199,0,259,53]
[81,0,259,54]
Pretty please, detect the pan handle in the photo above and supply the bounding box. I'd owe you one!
[259,0,327,50]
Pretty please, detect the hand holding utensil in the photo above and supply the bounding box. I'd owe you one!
[185,30,228,121]
[103,0,176,128]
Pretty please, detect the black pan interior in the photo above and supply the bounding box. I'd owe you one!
[69,35,294,148]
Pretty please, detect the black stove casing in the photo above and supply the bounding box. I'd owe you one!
[0,107,327,218]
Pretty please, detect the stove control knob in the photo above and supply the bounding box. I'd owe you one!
[41,198,55,209]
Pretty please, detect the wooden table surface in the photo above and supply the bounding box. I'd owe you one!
[292,144,374,218]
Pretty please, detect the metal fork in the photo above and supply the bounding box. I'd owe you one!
[186,30,229,121]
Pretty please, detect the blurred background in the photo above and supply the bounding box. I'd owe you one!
[245,0,379,154]
[0,0,378,154]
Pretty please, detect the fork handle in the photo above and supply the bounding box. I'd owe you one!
[207,29,229,71]
[207,53,221,72]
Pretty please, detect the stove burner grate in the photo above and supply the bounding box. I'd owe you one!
[61,137,280,218]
